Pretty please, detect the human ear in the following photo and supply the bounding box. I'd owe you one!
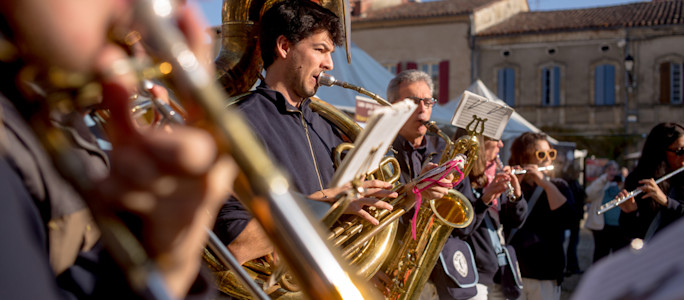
[275,35,290,59]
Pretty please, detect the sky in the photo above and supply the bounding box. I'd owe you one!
[192,0,645,27]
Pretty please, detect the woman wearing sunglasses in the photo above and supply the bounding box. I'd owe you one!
[505,132,577,300]
[618,122,684,241]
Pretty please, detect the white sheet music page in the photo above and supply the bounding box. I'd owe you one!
[329,99,417,188]
[450,91,513,140]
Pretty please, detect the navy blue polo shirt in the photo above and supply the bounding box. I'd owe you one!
[214,83,344,244]
[392,134,445,184]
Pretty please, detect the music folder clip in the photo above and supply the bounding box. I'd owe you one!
[329,99,417,188]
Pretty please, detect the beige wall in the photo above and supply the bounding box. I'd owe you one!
[475,26,684,150]
[626,26,684,134]
[352,20,472,101]
[477,30,627,133]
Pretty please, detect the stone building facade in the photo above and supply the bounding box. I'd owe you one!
[351,0,684,155]
[476,1,684,153]
[352,0,528,104]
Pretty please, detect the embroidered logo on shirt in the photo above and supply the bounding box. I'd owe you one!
[452,250,469,277]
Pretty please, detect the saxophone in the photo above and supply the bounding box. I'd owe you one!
[376,120,480,300]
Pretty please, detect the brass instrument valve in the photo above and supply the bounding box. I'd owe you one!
[407,249,418,266]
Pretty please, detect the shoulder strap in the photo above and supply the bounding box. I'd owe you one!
[224,91,253,108]
[484,213,507,266]
[506,186,544,244]
[644,210,663,241]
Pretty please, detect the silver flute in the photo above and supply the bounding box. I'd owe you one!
[597,165,684,215]
[511,165,555,175]
[496,154,516,200]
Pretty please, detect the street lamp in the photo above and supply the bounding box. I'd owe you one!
[624,54,634,89]
[624,54,637,132]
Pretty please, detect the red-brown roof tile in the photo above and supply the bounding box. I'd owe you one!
[352,0,501,23]
[478,0,684,37]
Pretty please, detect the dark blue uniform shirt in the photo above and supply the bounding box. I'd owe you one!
[214,83,344,244]
[392,134,444,185]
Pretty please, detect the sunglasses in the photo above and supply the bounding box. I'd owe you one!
[535,149,557,161]
[406,96,436,108]
[666,147,684,156]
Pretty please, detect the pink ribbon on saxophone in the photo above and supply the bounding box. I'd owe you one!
[410,161,464,240]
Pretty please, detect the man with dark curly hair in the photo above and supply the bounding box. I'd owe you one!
[214,0,395,265]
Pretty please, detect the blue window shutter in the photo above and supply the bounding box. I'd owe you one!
[498,69,505,101]
[553,66,561,106]
[595,65,605,105]
[542,68,549,106]
[605,65,615,105]
[505,68,515,106]
[671,63,683,104]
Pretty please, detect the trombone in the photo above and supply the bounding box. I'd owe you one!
[597,165,684,215]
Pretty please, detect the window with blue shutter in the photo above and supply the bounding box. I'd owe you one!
[541,66,561,106]
[497,68,515,106]
[659,62,684,104]
[594,64,616,105]
[671,63,683,104]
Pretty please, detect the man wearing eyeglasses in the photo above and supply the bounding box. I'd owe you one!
[386,70,478,299]
[387,70,442,184]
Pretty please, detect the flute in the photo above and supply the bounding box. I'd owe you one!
[597,165,684,215]
[496,154,516,200]
[511,165,555,175]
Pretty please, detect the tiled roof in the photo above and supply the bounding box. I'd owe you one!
[352,0,501,23]
[478,0,684,37]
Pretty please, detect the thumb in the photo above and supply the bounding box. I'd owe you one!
[100,81,141,146]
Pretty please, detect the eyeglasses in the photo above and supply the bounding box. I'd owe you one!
[535,149,557,161]
[666,147,684,156]
[406,96,436,108]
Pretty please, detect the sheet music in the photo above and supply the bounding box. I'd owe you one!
[450,91,513,140]
[329,99,417,188]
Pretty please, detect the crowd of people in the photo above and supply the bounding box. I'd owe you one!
[0,0,682,299]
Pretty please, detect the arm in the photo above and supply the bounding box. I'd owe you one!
[227,220,274,265]
[665,196,684,216]
[542,180,567,211]
[519,165,566,210]
[501,194,528,229]
[585,174,609,204]
[550,178,577,228]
